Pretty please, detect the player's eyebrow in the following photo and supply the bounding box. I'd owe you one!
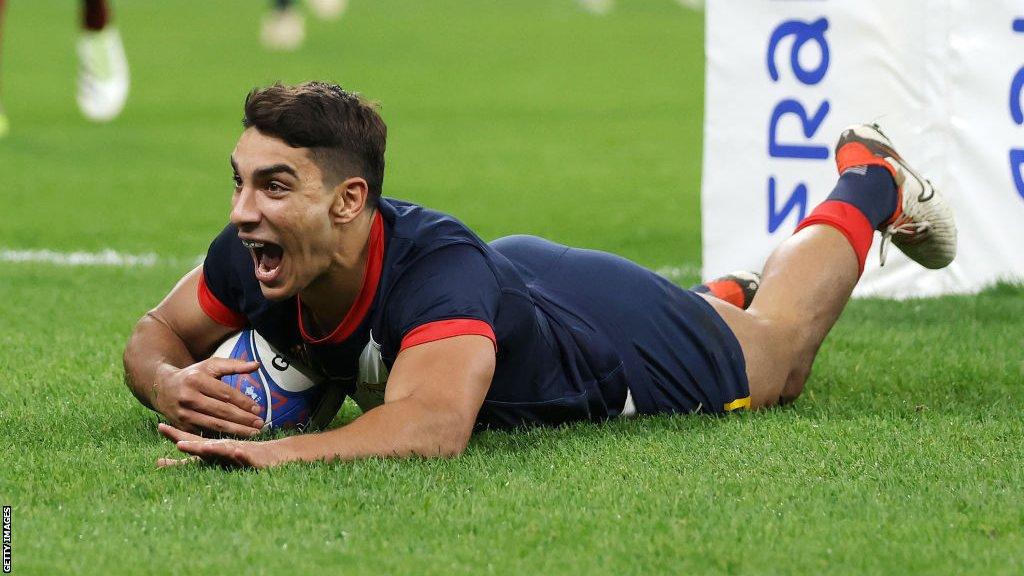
[228,157,298,180]
[253,163,298,180]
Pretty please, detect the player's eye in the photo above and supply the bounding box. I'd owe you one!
[267,181,287,193]
[232,175,242,188]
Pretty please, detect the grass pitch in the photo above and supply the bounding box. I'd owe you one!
[2,1,1022,574]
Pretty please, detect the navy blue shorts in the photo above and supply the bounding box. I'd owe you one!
[491,235,750,416]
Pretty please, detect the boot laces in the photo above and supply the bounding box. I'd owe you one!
[879,215,932,266]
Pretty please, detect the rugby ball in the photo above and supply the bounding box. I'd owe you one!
[212,330,327,430]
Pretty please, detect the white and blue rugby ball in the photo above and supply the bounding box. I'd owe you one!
[212,330,327,430]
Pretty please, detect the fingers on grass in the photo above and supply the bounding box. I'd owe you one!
[174,439,212,458]
[157,456,200,468]
[177,440,248,467]
[157,422,207,443]
[233,448,256,468]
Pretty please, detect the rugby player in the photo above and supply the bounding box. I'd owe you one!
[261,0,348,52]
[0,0,128,135]
[123,82,956,469]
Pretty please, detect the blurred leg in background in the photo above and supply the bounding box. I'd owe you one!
[308,0,348,20]
[578,0,614,15]
[262,0,305,52]
[0,0,8,138]
[262,0,349,52]
[78,0,130,122]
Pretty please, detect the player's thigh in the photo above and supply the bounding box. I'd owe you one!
[698,293,795,409]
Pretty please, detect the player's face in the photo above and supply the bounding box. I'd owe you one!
[229,128,338,301]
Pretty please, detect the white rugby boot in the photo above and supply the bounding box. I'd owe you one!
[835,124,957,269]
[578,0,614,15]
[307,0,348,20]
[77,26,130,122]
[0,101,9,138]
[261,6,306,51]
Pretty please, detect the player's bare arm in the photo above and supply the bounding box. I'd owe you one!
[157,334,495,468]
[123,266,266,437]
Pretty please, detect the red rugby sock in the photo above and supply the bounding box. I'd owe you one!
[794,200,875,275]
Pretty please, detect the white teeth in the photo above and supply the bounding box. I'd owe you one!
[241,240,265,249]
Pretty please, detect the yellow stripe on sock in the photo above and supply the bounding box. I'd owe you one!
[724,396,751,411]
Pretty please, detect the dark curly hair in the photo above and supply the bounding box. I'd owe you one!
[243,81,387,203]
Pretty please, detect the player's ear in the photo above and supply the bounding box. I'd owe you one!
[329,177,369,225]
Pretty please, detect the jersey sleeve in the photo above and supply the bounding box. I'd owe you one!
[386,243,500,353]
[198,225,248,329]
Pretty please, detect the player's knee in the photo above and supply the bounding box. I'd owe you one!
[781,330,823,403]
[749,318,810,407]
[723,308,819,409]
[779,360,812,404]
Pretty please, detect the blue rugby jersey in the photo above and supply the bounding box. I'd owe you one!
[198,197,631,429]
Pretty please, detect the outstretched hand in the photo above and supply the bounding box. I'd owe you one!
[156,423,293,469]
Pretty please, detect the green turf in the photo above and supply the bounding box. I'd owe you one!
[2,1,1023,575]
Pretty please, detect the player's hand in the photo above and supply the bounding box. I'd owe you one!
[151,358,265,438]
[156,423,289,469]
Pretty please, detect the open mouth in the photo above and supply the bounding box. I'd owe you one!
[241,239,285,284]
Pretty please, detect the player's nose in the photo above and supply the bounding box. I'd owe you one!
[230,186,262,229]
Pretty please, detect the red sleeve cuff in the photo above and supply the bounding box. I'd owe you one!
[197,271,247,329]
[399,319,497,352]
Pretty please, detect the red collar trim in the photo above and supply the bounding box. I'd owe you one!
[297,211,385,345]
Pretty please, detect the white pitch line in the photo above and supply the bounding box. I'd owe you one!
[0,248,199,268]
[655,264,702,282]
[577,0,703,14]
[2,247,703,281]
[675,0,705,9]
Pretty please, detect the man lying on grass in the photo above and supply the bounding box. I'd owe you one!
[124,81,957,469]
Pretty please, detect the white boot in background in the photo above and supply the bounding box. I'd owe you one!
[307,0,348,21]
[261,7,306,51]
[77,27,130,122]
[0,100,9,138]
[578,0,614,15]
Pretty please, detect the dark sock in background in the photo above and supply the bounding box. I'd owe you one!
[83,0,110,31]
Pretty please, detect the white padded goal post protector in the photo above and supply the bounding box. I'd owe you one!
[702,0,1024,298]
